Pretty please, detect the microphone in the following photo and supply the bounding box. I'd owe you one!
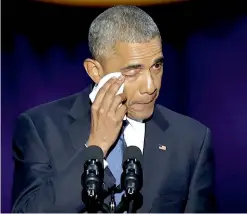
[81,145,104,209]
[121,146,143,197]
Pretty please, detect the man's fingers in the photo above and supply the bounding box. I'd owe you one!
[109,93,127,113]
[92,77,117,109]
[101,75,125,112]
[116,104,127,120]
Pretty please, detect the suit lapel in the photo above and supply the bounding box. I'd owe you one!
[139,106,172,212]
[67,87,91,152]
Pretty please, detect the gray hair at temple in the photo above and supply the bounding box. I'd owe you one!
[88,5,161,62]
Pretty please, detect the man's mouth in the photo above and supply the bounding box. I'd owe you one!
[134,94,157,105]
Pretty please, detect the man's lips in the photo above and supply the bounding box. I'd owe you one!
[133,94,157,105]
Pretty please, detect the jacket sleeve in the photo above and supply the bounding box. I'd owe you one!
[184,128,217,212]
[12,113,87,213]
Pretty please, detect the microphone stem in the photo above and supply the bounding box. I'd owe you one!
[128,199,134,213]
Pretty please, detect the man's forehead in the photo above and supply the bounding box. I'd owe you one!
[114,39,162,60]
[102,38,162,71]
[115,39,162,52]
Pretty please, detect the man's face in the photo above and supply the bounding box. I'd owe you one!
[86,37,162,121]
[102,37,163,120]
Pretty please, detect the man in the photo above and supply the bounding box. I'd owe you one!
[12,5,216,213]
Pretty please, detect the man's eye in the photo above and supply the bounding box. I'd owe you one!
[153,62,163,70]
[123,70,139,77]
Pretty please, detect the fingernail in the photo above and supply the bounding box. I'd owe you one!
[118,75,124,81]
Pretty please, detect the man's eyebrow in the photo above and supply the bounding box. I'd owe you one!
[120,63,144,71]
[153,56,164,64]
[120,56,164,72]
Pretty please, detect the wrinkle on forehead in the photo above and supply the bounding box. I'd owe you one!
[127,49,162,60]
[115,38,162,60]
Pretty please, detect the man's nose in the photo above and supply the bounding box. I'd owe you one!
[139,71,156,95]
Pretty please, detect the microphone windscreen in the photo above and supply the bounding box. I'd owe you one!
[82,145,104,166]
[123,146,143,165]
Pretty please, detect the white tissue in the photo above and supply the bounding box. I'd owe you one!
[89,72,126,120]
[89,72,124,102]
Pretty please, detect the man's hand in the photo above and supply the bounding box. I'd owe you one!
[88,75,127,156]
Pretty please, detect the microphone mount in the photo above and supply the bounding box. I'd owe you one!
[81,145,143,213]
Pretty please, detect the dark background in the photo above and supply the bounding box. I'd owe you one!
[2,0,247,212]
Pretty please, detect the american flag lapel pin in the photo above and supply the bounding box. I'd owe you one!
[159,144,167,151]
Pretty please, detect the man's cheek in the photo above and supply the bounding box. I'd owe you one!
[123,85,133,106]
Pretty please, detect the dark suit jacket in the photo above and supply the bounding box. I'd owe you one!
[12,86,216,213]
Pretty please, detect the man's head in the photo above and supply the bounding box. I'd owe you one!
[84,5,163,121]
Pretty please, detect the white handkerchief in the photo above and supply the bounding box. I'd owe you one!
[89,72,145,154]
[89,72,124,102]
[89,72,126,120]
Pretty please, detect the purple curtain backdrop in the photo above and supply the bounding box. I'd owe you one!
[2,1,247,212]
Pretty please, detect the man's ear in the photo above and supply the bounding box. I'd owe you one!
[83,58,104,84]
